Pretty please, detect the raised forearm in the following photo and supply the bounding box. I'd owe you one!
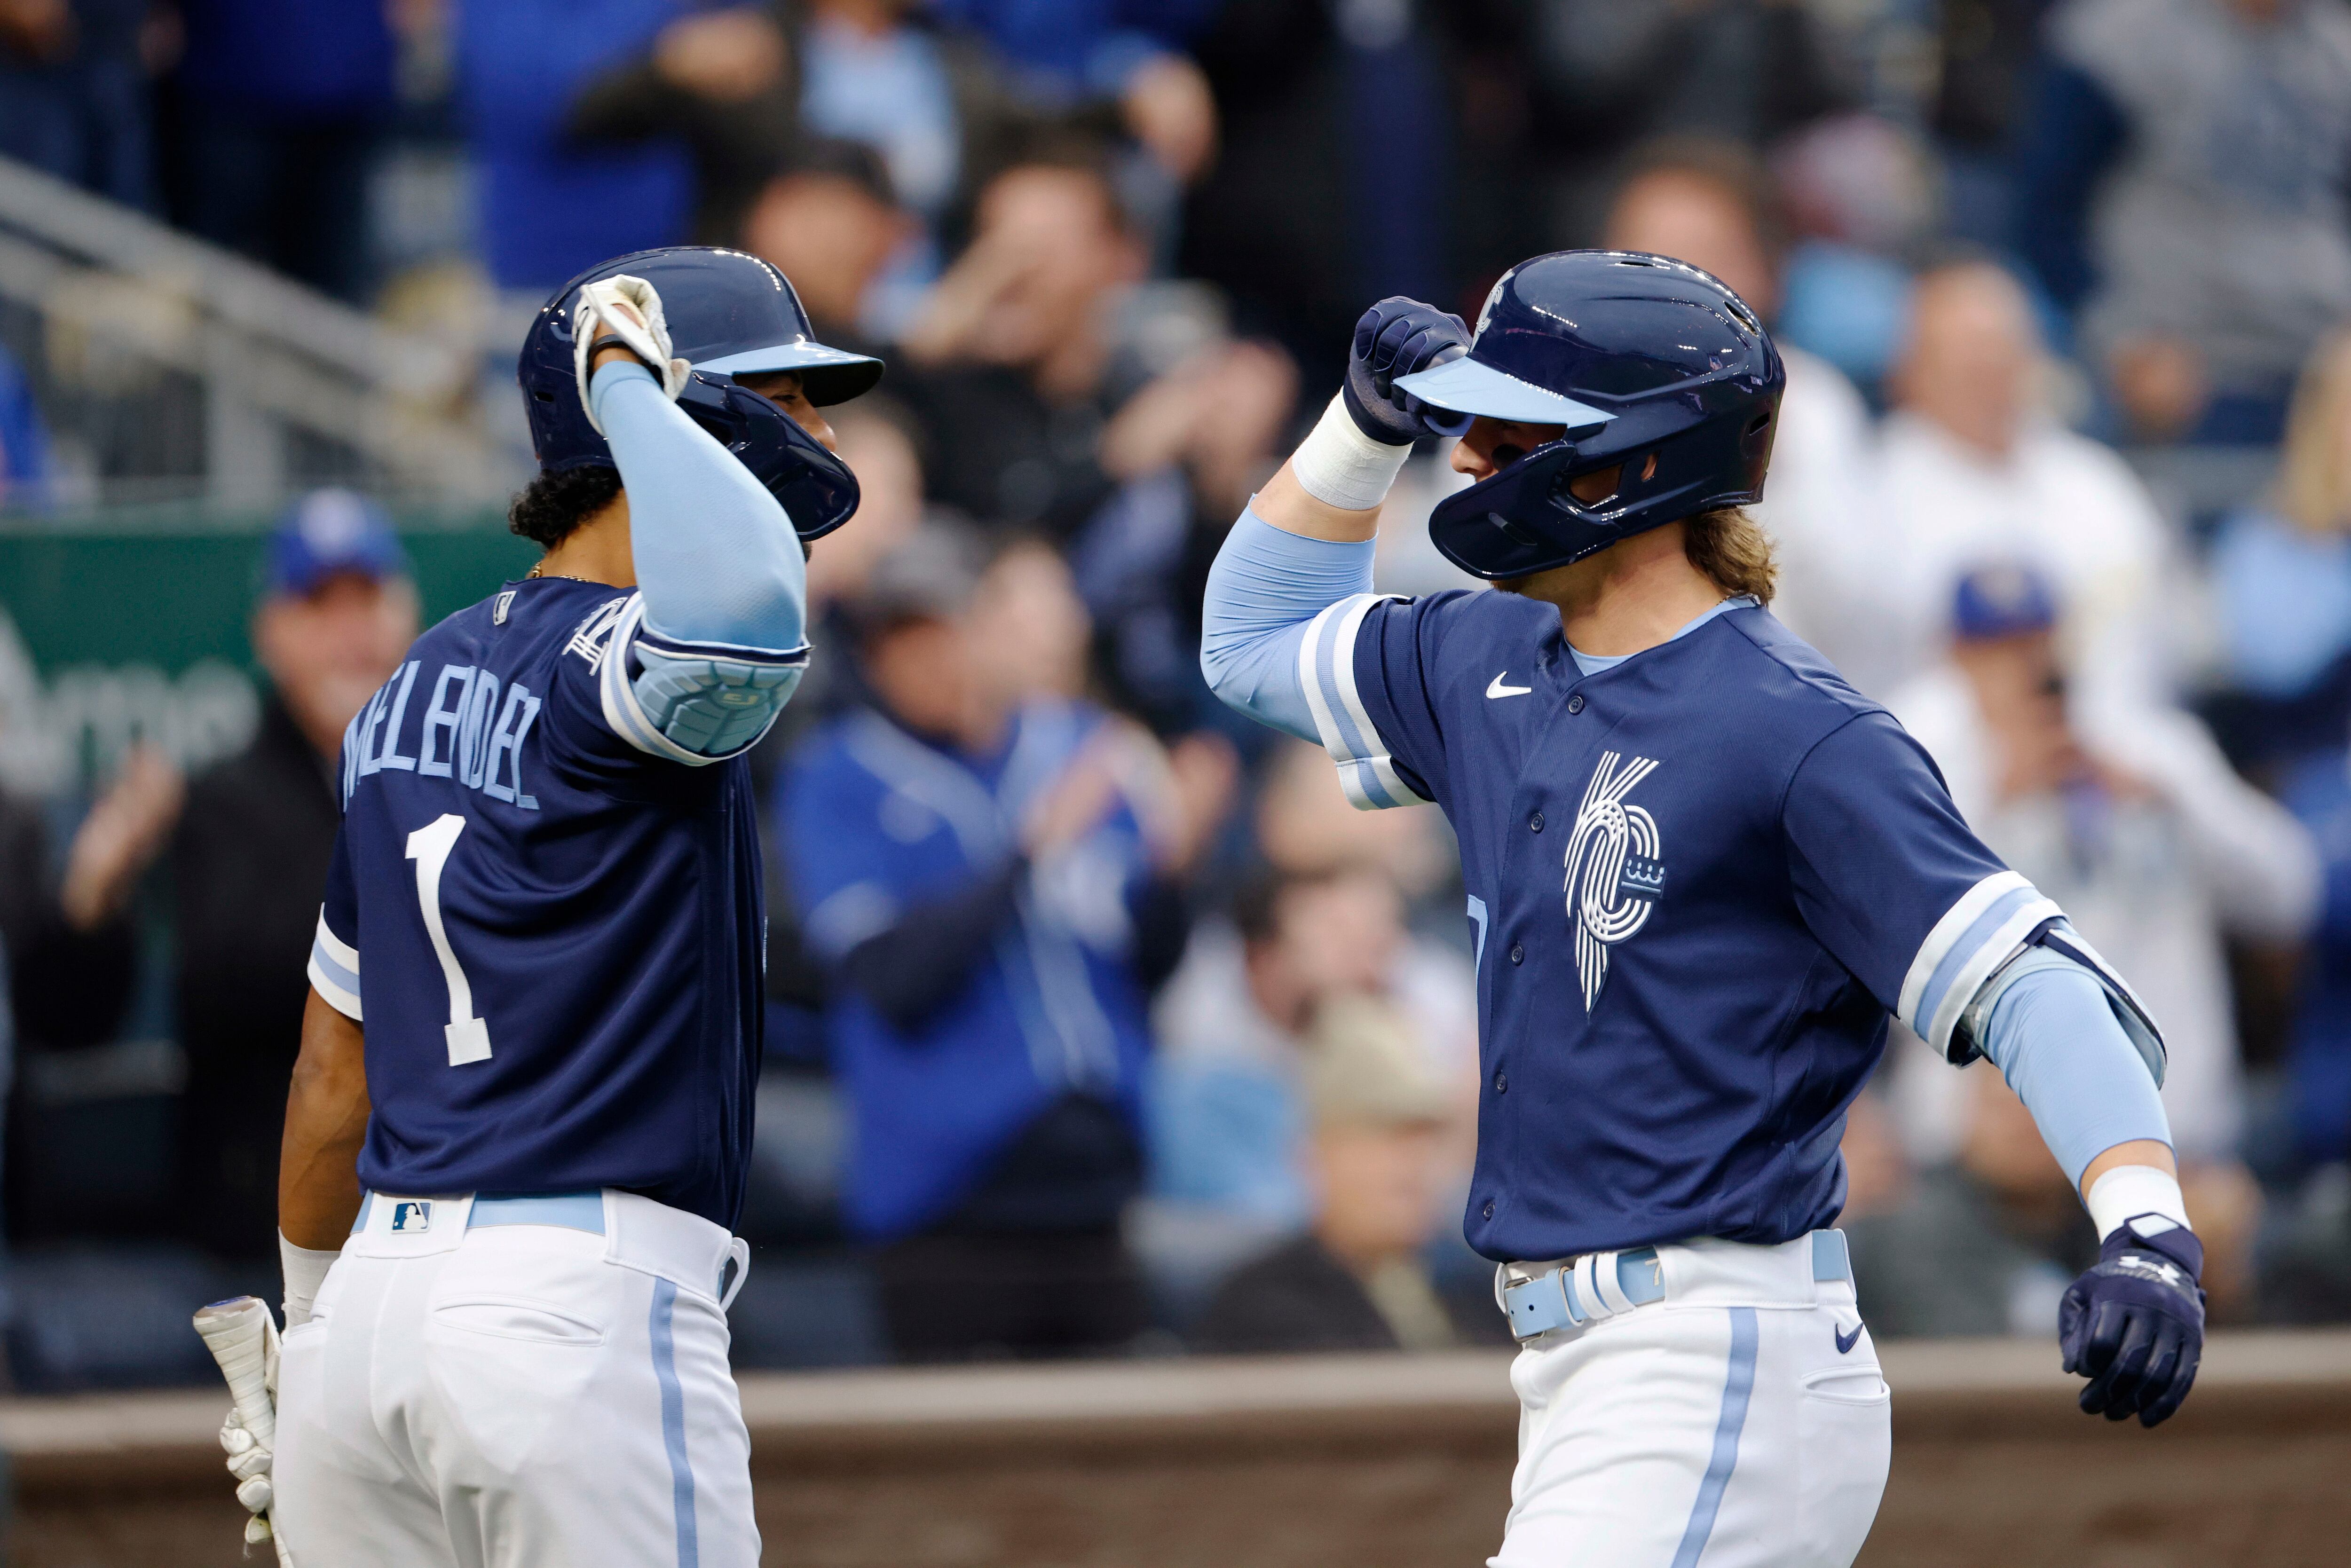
[279,989,371,1250]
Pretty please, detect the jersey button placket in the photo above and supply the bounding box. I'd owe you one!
[1566,693,1586,715]
[1528,810,1544,833]
[1493,1069,1508,1095]
[1509,942,1525,965]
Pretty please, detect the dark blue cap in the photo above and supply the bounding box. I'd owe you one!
[1951,562,2059,640]
[267,488,408,597]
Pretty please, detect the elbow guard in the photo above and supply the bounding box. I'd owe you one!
[1954,921,2167,1085]
[631,642,806,759]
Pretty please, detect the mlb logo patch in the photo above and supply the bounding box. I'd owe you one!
[493,590,516,626]
[390,1200,434,1234]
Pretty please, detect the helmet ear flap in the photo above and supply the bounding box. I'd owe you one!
[675,372,862,539]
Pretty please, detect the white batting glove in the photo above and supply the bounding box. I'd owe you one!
[221,1404,276,1537]
[573,274,691,432]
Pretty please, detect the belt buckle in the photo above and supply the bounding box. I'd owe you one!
[1501,1264,1583,1339]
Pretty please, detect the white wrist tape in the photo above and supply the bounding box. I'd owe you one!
[280,1232,342,1328]
[2084,1163,2192,1241]
[1290,395,1413,512]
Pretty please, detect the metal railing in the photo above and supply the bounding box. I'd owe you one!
[0,156,521,511]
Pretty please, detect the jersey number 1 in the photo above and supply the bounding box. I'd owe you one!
[407,814,494,1066]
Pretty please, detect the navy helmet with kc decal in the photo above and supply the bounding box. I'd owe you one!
[517,246,884,540]
[1396,250,1785,581]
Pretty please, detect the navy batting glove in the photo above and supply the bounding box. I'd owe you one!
[1343,297,1473,446]
[2058,1217,2205,1428]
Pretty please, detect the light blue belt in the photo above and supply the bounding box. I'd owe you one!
[353,1191,607,1235]
[1500,1230,1852,1340]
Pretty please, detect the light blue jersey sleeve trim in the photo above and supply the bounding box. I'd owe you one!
[590,360,808,657]
[1896,870,2067,1057]
[1199,507,1375,744]
[306,910,361,1021]
[1296,592,1429,810]
[1974,956,2172,1186]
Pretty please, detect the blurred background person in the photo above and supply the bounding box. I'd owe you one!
[1596,135,1891,693]
[2014,0,2351,445]
[2209,329,2351,772]
[455,0,697,294]
[894,153,1148,537]
[1875,563,2316,1320]
[1878,256,2177,719]
[160,0,398,303]
[2266,732,2351,1318]
[782,523,1231,1360]
[1191,992,1500,1355]
[173,491,416,1268]
[739,139,918,350]
[0,0,151,207]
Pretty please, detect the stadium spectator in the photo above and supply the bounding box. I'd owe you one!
[782,523,1230,1360]
[1878,257,2177,719]
[0,744,165,1057]
[169,491,417,1263]
[1597,138,1893,694]
[2014,0,2351,443]
[1148,745,1474,1237]
[0,0,151,208]
[2266,744,2351,1318]
[1176,0,1459,371]
[1874,563,2314,1320]
[456,0,696,292]
[2209,329,2351,768]
[567,0,1132,257]
[0,339,55,512]
[1191,991,1499,1354]
[893,155,1148,536]
[162,0,398,302]
[739,141,917,347]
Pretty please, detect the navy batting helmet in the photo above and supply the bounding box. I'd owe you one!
[518,247,884,540]
[1396,251,1784,581]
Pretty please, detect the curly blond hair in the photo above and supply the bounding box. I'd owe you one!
[1682,506,1779,603]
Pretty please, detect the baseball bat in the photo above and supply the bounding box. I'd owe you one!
[193,1296,293,1567]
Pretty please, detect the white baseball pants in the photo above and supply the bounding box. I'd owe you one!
[271,1190,758,1568]
[1491,1234,1891,1568]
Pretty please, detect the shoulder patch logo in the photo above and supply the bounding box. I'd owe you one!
[1564,750,1666,1010]
[565,597,631,671]
[492,590,515,626]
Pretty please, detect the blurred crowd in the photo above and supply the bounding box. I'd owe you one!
[4,0,2351,1385]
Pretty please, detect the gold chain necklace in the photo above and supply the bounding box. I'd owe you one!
[526,562,590,583]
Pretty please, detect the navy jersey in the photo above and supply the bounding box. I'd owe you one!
[305,578,769,1229]
[1301,590,2059,1263]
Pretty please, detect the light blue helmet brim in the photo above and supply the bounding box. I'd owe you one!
[1392,356,1615,429]
[694,339,881,377]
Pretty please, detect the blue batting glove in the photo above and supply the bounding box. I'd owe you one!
[1342,297,1473,446]
[2058,1217,2205,1427]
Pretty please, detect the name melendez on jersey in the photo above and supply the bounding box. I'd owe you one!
[1565,750,1667,1011]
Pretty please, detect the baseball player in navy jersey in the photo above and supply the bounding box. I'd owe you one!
[1201,252,2207,1566]
[218,247,881,1566]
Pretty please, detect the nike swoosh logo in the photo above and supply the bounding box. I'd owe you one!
[1486,673,1532,699]
[1835,1321,1866,1355]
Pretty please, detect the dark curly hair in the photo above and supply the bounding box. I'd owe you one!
[507,465,624,550]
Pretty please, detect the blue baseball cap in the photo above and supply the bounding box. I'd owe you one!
[1952,562,2059,641]
[267,489,409,598]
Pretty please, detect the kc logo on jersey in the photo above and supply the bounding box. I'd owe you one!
[1564,751,1667,1010]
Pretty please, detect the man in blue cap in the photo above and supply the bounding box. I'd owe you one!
[170,489,420,1269]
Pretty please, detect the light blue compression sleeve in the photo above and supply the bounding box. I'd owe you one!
[591,360,807,656]
[1199,506,1375,744]
[1976,961,2173,1186]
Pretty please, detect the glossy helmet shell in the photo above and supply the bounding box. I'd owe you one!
[516,246,883,539]
[1396,251,1785,580]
